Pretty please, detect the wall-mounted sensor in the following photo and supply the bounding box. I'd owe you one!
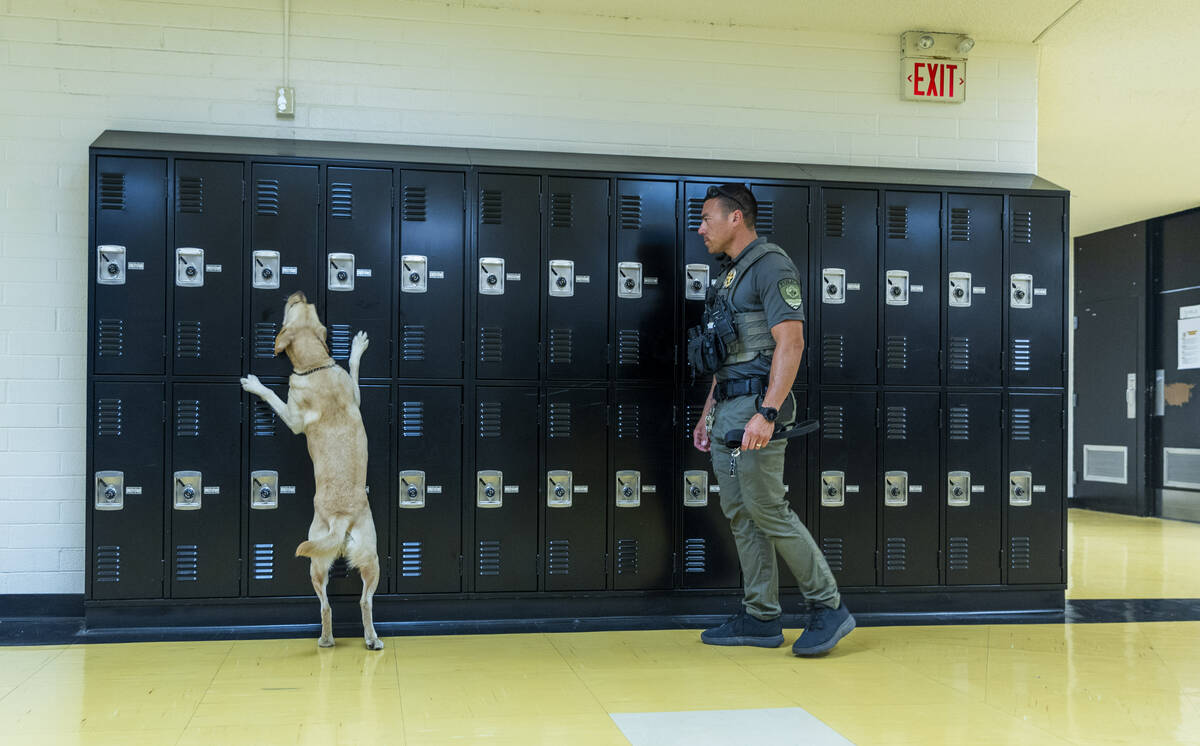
[275,86,295,117]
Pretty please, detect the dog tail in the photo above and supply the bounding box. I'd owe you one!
[295,514,352,558]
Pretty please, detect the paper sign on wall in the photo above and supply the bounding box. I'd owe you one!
[1179,317,1200,370]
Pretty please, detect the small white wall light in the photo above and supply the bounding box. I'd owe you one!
[956,36,976,55]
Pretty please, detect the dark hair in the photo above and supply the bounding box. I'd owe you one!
[705,183,757,229]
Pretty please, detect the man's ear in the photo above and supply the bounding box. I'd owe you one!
[274,326,295,356]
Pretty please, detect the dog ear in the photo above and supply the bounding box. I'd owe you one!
[317,323,330,354]
[274,326,295,356]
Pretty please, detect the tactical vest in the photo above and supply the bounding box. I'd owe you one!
[714,242,790,367]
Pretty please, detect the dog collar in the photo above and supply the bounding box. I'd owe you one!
[294,361,336,376]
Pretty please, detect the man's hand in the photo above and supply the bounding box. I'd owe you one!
[693,414,711,453]
[741,413,776,451]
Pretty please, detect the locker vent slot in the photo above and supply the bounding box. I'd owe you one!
[616,538,639,575]
[478,540,501,576]
[824,204,845,238]
[618,194,643,230]
[821,405,845,440]
[177,175,204,213]
[548,328,574,365]
[683,538,707,574]
[175,320,202,359]
[1009,537,1032,570]
[96,398,123,437]
[822,335,845,369]
[885,537,907,571]
[252,400,276,436]
[1011,338,1032,373]
[547,539,570,575]
[756,200,774,235]
[1011,210,1033,244]
[1083,445,1127,484]
[950,207,971,241]
[329,324,352,361]
[1163,448,1200,489]
[402,185,426,221]
[400,401,424,438]
[252,543,274,580]
[255,178,279,216]
[550,192,574,228]
[684,402,704,434]
[548,402,572,439]
[948,537,969,572]
[885,336,908,370]
[95,545,120,582]
[253,322,278,359]
[329,182,352,219]
[96,318,125,358]
[479,402,502,438]
[99,172,126,210]
[948,337,971,371]
[617,329,640,367]
[885,406,908,440]
[402,325,427,361]
[821,537,844,572]
[400,541,422,577]
[175,400,200,437]
[1010,408,1032,441]
[886,205,909,239]
[686,197,703,231]
[948,407,970,440]
[478,327,503,363]
[329,557,351,580]
[616,403,640,440]
[174,545,198,582]
[480,189,503,224]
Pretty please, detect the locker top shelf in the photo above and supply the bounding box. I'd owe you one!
[92,130,1067,193]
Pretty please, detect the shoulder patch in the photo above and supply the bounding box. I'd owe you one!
[778,278,803,309]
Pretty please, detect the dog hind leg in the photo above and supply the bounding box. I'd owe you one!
[357,555,383,650]
[310,559,335,647]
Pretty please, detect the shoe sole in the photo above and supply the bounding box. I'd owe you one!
[701,633,784,648]
[791,614,856,657]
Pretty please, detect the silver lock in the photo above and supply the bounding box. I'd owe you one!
[948,470,972,507]
[399,470,426,509]
[547,470,573,508]
[176,248,205,288]
[96,245,127,285]
[822,268,846,304]
[250,470,279,510]
[684,264,710,301]
[615,470,641,508]
[1010,273,1034,309]
[479,257,505,295]
[401,255,429,293]
[884,470,909,507]
[820,470,845,507]
[1009,471,1033,507]
[327,252,355,292]
[617,262,643,299]
[948,272,972,308]
[683,470,708,507]
[477,470,503,508]
[548,260,575,298]
[173,470,202,511]
[94,470,124,511]
[252,250,281,290]
[885,270,909,306]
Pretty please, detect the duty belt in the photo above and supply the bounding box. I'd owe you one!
[714,377,768,402]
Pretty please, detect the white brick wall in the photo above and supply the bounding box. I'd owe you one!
[0,1,1039,595]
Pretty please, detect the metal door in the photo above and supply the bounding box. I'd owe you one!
[682,181,720,376]
[752,184,811,386]
[612,386,674,590]
[818,189,878,385]
[546,177,609,380]
[477,174,540,380]
[544,385,608,590]
[945,392,1002,585]
[615,180,676,382]
[93,156,166,375]
[815,390,877,587]
[172,160,244,376]
[1008,196,1066,387]
[1007,392,1065,584]
[946,194,1002,386]
[680,383,740,589]
[777,389,812,589]
[880,391,940,586]
[883,192,941,386]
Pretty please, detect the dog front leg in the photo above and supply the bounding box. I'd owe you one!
[240,375,303,434]
[349,331,368,407]
[310,559,334,648]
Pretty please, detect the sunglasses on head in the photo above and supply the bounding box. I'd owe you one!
[705,185,750,216]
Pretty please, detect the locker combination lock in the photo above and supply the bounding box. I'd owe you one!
[683,470,708,508]
[250,470,279,510]
[822,269,846,304]
[548,260,575,298]
[885,270,909,306]
[477,470,503,508]
[884,470,909,507]
[1010,273,1034,309]
[1009,471,1033,507]
[948,272,972,308]
[820,470,845,507]
[685,264,710,301]
[94,470,124,511]
[96,245,127,285]
[617,262,643,299]
[615,470,641,508]
[547,470,573,508]
[173,470,202,511]
[176,248,205,288]
[252,250,281,290]
[401,255,429,293]
[328,252,355,292]
[399,470,426,509]
[479,258,505,295]
[947,471,972,507]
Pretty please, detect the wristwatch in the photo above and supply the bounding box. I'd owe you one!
[757,406,779,422]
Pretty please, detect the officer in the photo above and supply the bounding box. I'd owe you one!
[690,183,855,656]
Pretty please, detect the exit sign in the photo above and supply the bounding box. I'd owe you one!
[902,58,966,103]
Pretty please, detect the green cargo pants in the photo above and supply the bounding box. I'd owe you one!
[710,392,841,620]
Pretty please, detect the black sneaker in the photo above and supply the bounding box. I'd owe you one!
[791,602,856,656]
[700,610,784,648]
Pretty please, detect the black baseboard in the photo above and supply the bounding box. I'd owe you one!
[0,593,84,618]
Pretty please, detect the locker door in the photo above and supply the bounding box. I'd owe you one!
[1008,196,1066,387]
[247,382,316,596]
[248,164,319,378]
[818,189,878,385]
[615,180,676,382]
[546,177,609,380]
[325,167,393,380]
[1007,393,1065,584]
[815,390,876,587]
[945,392,1002,585]
[751,184,811,386]
[395,385,462,593]
[475,386,538,591]
[477,174,540,380]
[170,382,241,598]
[400,170,466,379]
[93,156,166,375]
[328,384,391,596]
[883,192,941,386]
[544,386,608,591]
[172,160,243,376]
[880,392,940,586]
[680,383,740,589]
[612,387,674,590]
[778,389,812,589]
[946,194,1002,386]
[681,182,719,374]
[91,382,163,599]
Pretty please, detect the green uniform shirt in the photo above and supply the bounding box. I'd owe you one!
[716,237,806,382]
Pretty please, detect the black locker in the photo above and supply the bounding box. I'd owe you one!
[682,182,719,375]
[1007,196,1065,387]
[680,383,740,589]
[777,388,811,589]
[544,385,608,591]
[945,392,1002,585]
[818,189,878,385]
[477,174,540,380]
[93,156,166,375]
[546,177,609,380]
[615,180,676,382]
[399,170,467,379]
[324,167,393,380]
[612,387,674,590]
[395,385,463,594]
[882,192,941,386]
[1007,393,1064,584]
[248,164,319,378]
[815,390,877,587]
[91,381,163,599]
[169,382,241,598]
[880,392,940,586]
[474,386,539,591]
[172,160,243,376]
[946,194,1002,386]
[751,184,811,386]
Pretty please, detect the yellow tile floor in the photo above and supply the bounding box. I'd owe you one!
[2,508,1198,745]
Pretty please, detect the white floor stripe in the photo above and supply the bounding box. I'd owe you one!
[611,707,854,746]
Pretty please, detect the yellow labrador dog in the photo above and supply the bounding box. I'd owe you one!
[240,291,383,650]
